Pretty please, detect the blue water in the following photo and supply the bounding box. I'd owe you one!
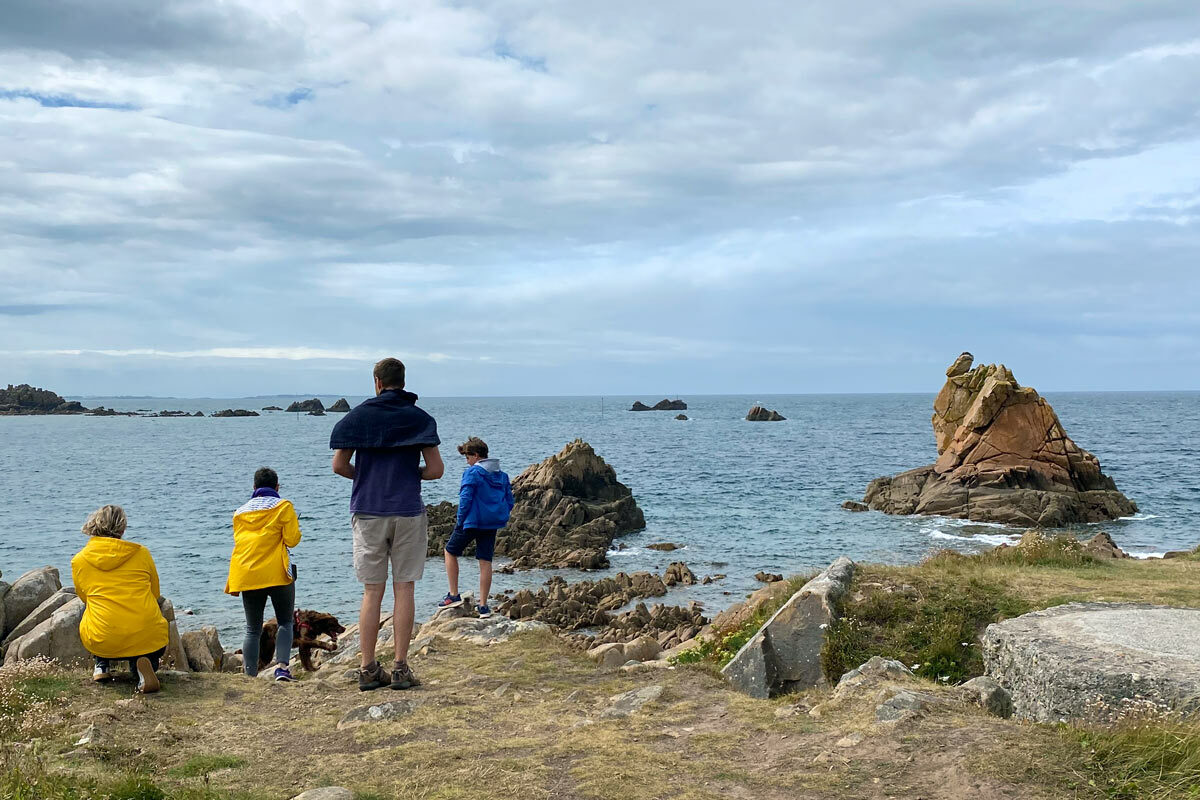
[2,392,1196,647]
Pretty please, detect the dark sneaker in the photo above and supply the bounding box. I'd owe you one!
[273,666,295,682]
[358,661,387,692]
[476,605,492,618]
[438,593,463,608]
[390,661,419,690]
[135,657,160,694]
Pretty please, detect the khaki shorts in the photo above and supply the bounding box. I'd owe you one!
[351,512,428,584]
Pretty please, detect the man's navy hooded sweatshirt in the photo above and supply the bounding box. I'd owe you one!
[457,458,514,531]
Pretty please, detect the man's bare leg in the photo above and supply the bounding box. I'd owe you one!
[478,559,493,609]
[392,581,415,665]
[359,583,386,667]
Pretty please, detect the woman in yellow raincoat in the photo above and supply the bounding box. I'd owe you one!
[72,505,169,693]
[225,467,301,680]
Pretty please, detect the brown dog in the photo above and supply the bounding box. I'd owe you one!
[258,610,345,672]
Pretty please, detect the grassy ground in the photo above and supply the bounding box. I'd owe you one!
[4,543,1200,800]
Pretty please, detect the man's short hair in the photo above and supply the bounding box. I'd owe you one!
[373,358,406,389]
[457,437,488,458]
[254,467,279,490]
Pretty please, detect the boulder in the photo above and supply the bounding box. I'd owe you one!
[1082,531,1129,559]
[959,676,1013,718]
[675,414,688,420]
[862,353,1137,526]
[293,789,354,800]
[875,690,926,723]
[337,701,417,730]
[327,398,351,412]
[600,685,664,718]
[587,642,627,669]
[221,652,245,673]
[834,656,914,699]
[4,597,88,665]
[622,635,662,663]
[261,406,283,411]
[0,581,9,640]
[285,398,324,413]
[3,567,62,637]
[2,588,77,648]
[746,406,785,422]
[663,562,696,586]
[646,542,679,551]
[180,626,224,672]
[754,571,783,583]
[211,409,259,418]
[159,599,190,672]
[722,557,855,698]
[841,500,869,512]
[982,602,1200,722]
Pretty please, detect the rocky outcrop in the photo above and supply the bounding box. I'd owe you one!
[723,557,855,698]
[2,588,76,650]
[754,571,783,583]
[862,353,1137,527]
[285,398,324,413]
[262,405,283,411]
[646,542,679,552]
[663,562,696,586]
[982,603,1200,722]
[2,567,61,637]
[328,398,352,412]
[0,384,88,415]
[499,572,668,630]
[3,597,88,665]
[501,440,645,569]
[746,406,785,422]
[180,626,224,672]
[592,601,706,649]
[675,414,688,420]
[841,500,869,512]
[307,410,325,417]
[211,409,259,418]
[1082,531,1129,559]
[630,399,687,411]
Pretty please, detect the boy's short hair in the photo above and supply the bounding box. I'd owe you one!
[254,467,279,489]
[457,437,489,458]
[373,358,406,389]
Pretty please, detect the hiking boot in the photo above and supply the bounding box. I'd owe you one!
[273,666,295,683]
[135,657,160,694]
[476,604,492,619]
[390,661,419,690]
[437,593,463,608]
[358,661,387,692]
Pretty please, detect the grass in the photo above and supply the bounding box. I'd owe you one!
[169,755,248,778]
[1066,719,1200,800]
[672,575,810,667]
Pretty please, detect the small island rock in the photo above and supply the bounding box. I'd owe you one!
[746,406,786,421]
[328,398,352,412]
[261,406,283,411]
[286,398,325,413]
[211,409,259,418]
[630,399,687,411]
[675,414,688,420]
[0,384,88,415]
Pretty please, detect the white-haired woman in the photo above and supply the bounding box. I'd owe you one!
[71,505,169,693]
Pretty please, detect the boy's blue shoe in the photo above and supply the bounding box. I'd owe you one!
[438,593,463,608]
[273,666,294,682]
[476,604,492,618]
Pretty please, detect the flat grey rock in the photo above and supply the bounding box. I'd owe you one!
[601,685,664,718]
[337,700,417,730]
[292,789,354,800]
[983,603,1200,723]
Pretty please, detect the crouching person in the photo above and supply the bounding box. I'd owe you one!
[72,505,169,694]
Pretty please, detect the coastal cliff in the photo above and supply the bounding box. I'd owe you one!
[860,353,1137,526]
[0,384,87,415]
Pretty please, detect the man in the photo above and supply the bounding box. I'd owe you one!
[330,357,444,691]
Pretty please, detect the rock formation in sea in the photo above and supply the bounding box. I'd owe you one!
[860,353,1137,526]
[675,414,688,420]
[211,409,260,418]
[261,406,283,411]
[630,399,687,411]
[286,398,325,413]
[328,398,352,412]
[746,405,785,421]
[0,384,87,415]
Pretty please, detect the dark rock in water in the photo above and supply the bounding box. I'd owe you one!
[211,409,260,418]
[307,410,325,416]
[841,500,869,512]
[150,410,195,418]
[646,542,679,552]
[503,439,646,570]
[0,384,89,415]
[675,414,688,420]
[328,398,351,412]
[286,398,325,413]
[631,399,687,411]
[261,406,283,411]
[754,571,783,583]
[861,353,1137,527]
[193,411,204,417]
[746,405,786,421]
[88,406,137,417]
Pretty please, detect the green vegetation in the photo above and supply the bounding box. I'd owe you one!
[673,576,810,667]
[1065,719,1200,800]
[0,658,77,743]
[169,755,248,778]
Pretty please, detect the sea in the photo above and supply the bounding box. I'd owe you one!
[1,392,1196,648]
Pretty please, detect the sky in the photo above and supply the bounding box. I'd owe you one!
[1,1,1199,398]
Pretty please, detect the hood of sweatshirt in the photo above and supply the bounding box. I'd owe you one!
[470,459,507,488]
[77,536,143,571]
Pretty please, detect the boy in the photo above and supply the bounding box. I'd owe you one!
[439,437,514,616]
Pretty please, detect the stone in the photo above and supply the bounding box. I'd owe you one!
[745,406,786,422]
[675,414,688,420]
[180,626,223,672]
[835,656,914,698]
[164,618,191,673]
[337,701,417,730]
[841,500,869,512]
[622,635,663,663]
[982,602,1200,722]
[754,571,783,583]
[2,588,76,648]
[285,398,324,413]
[663,562,696,586]
[600,685,664,718]
[646,542,680,551]
[587,642,627,669]
[210,409,259,417]
[836,732,864,748]
[3,566,61,637]
[630,399,686,411]
[420,614,549,646]
[494,571,668,632]
[292,790,353,800]
[876,691,925,723]
[960,676,1013,718]
[722,557,855,698]
[4,597,88,665]
[262,406,283,411]
[862,353,1136,526]
[221,652,245,673]
[327,398,352,412]
[1082,531,1129,559]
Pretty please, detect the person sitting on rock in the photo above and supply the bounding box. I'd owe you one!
[72,504,169,694]
[225,467,302,681]
[439,437,514,617]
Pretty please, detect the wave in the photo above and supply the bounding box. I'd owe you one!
[924,528,1023,547]
[1129,551,1167,560]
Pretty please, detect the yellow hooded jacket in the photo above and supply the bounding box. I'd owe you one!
[72,537,169,659]
[225,495,301,595]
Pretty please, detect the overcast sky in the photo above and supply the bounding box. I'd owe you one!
[2,1,1198,397]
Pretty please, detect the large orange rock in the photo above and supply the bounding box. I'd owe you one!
[862,354,1136,526]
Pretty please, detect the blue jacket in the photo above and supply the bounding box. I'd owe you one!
[457,458,514,531]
